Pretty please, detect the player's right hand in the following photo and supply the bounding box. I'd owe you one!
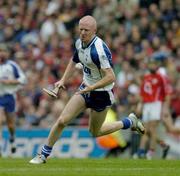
[54,80,66,90]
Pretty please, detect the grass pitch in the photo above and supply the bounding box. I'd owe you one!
[0,158,179,176]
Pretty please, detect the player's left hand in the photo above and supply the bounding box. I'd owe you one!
[0,79,17,84]
[76,84,94,94]
[0,79,9,84]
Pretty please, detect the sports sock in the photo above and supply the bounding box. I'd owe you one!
[41,145,52,158]
[137,148,146,157]
[122,118,133,129]
[9,135,15,143]
[9,135,16,153]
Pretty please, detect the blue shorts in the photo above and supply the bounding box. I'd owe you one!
[79,84,114,112]
[0,94,15,112]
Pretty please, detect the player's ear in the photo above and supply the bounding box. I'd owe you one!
[94,27,97,33]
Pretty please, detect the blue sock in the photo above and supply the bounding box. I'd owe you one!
[41,145,52,158]
[122,118,133,129]
[137,148,145,157]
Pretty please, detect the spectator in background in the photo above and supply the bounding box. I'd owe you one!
[0,44,27,156]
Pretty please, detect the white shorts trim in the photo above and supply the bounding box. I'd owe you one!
[142,101,162,123]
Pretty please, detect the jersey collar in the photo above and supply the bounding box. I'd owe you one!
[82,36,97,49]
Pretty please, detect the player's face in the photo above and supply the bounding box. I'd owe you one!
[79,22,95,45]
[148,62,158,73]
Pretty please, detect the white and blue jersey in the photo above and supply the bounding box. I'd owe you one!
[73,36,115,111]
[73,36,114,91]
[0,60,27,112]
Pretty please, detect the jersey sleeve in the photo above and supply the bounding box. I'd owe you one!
[99,54,112,69]
[72,39,80,63]
[100,43,113,69]
[9,61,27,85]
[93,40,113,69]
[72,49,80,63]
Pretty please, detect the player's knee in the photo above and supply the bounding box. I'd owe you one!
[7,122,14,129]
[56,118,68,128]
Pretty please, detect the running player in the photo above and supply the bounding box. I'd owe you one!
[30,15,145,164]
[0,44,27,156]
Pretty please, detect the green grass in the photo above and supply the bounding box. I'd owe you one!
[0,158,180,176]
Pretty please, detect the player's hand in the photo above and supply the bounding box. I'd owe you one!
[54,80,66,90]
[0,79,17,84]
[76,84,94,94]
[0,79,8,84]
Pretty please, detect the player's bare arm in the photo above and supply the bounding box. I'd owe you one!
[55,59,76,89]
[77,67,115,94]
[43,59,77,98]
[0,79,21,85]
[136,97,143,116]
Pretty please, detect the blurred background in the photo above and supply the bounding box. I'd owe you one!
[0,0,179,159]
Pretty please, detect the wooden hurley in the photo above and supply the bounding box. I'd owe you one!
[43,86,59,98]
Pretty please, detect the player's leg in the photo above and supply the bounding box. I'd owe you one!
[5,111,17,154]
[3,95,17,155]
[162,113,180,134]
[146,120,159,159]
[162,114,173,132]
[141,101,161,159]
[89,109,145,137]
[89,108,109,137]
[0,108,5,156]
[88,90,145,137]
[46,94,86,146]
[134,103,150,158]
[146,101,163,159]
[30,94,86,164]
[156,137,170,159]
[135,123,150,158]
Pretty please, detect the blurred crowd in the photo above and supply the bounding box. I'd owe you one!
[0,0,179,129]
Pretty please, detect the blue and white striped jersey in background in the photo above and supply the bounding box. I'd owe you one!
[73,36,114,91]
[0,60,27,96]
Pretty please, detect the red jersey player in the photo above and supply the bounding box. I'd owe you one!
[135,59,171,159]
